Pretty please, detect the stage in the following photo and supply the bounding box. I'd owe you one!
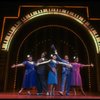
[0,92,99,99]
[0,1,100,99]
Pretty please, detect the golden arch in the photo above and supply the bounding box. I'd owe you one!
[1,7,100,54]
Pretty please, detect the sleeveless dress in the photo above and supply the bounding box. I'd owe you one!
[48,60,58,85]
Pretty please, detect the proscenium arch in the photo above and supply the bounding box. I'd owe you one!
[13,24,91,91]
[1,8,100,54]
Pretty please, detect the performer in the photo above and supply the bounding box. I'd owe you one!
[11,55,37,95]
[71,56,94,96]
[37,54,72,96]
[36,52,49,96]
[47,54,59,96]
[51,44,72,96]
[57,54,72,96]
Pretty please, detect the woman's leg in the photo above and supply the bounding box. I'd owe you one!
[18,88,24,94]
[49,85,51,96]
[80,86,86,96]
[52,85,55,96]
[73,87,76,96]
[27,90,31,95]
[49,84,53,96]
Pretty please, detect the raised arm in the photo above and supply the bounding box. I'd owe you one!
[53,48,64,62]
[36,60,51,66]
[11,63,25,68]
[53,49,64,62]
[51,44,56,52]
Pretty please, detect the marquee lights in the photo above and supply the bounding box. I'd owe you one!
[1,8,100,53]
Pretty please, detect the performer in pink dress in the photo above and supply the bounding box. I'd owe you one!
[71,56,94,96]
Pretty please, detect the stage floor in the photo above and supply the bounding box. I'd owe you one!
[0,91,100,99]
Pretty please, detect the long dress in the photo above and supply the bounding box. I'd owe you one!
[48,60,58,85]
[71,62,83,87]
[22,61,37,88]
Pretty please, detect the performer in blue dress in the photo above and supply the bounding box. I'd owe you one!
[11,55,37,95]
[48,54,58,96]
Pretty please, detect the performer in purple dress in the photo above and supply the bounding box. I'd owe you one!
[71,56,94,96]
[11,55,37,95]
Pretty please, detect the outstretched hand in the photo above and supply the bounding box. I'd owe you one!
[36,63,39,66]
[90,63,94,67]
[11,64,16,68]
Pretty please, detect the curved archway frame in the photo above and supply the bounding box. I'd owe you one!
[1,5,100,54]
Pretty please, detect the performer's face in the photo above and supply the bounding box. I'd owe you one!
[28,57,32,61]
[41,52,47,58]
[53,55,57,60]
[64,55,69,60]
[75,58,79,62]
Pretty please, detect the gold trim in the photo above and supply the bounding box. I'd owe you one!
[1,5,100,44]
